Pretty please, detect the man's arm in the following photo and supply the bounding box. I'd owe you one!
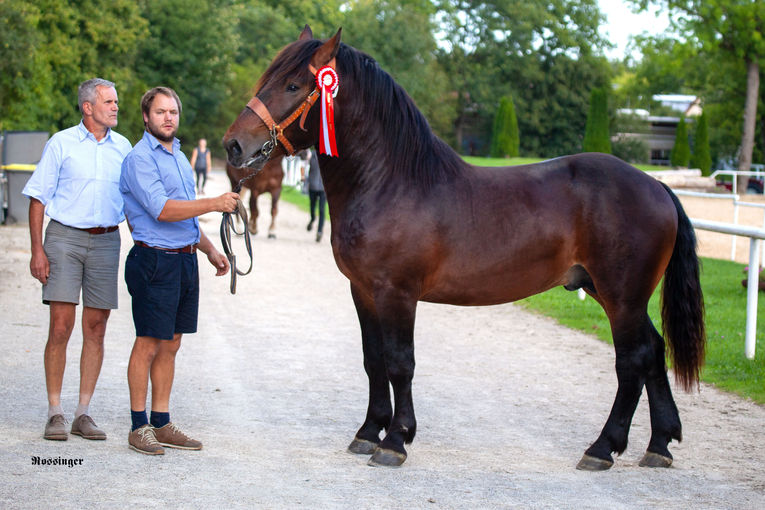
[157,192,239,222]
[28,198,49,284]
[196,230,229,276]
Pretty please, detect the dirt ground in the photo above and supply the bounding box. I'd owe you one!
[1,169,764,509]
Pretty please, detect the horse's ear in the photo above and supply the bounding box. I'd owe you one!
[311,28,342,68]
[299,25,313,41]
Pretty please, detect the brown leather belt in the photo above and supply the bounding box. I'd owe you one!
[135,240,197,254]
[76,225,119,235]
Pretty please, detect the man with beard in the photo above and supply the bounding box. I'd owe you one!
[120,86,239,455]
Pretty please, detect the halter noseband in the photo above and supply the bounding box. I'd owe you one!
[245,58,335,157]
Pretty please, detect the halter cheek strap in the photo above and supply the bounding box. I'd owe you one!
[245,58,336,157]
[246,92,318,156]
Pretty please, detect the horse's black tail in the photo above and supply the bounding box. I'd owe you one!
[659,182,706,391]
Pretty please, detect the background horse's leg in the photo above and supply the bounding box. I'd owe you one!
[267,188,281,239]
[641,318,682,467]
[348,284,391,455]
[248,189,259,235]
[367,289,418,467]
[577,311,651,471]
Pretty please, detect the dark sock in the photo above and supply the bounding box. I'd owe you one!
[131,410,149,431]
[150,411,170,429]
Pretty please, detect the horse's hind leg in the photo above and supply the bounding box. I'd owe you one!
[577,312,654,471]
[248,190,259,235]
[640,320,682,467]
[348,283,392,456]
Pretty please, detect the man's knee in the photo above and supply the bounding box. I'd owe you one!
[82,307,111,337]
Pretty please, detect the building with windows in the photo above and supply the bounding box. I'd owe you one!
[615,94,700,166]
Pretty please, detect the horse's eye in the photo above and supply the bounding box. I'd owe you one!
[286,83,299,92]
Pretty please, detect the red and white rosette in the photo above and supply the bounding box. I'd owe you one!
[316,65,339,157]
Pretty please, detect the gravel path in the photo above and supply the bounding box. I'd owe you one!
[1,169,764,509]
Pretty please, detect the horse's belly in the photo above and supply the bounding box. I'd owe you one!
[419,264,563,306]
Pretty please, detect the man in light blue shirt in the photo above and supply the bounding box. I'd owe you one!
[22,78,132,442]
[120,86,239,455]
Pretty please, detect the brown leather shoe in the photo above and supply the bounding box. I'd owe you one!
[128,424,165,455]
[153,422,203,450]
[71,414,106,440]
[44,414,68,441]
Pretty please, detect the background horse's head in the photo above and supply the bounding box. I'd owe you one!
[223,25,341,171]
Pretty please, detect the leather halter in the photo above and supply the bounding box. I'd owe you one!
[245,58,336,157]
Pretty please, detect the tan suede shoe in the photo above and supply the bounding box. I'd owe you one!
[153,422,202,450]
[71,414,106,440]
[128,424,165,455]
[44,414,68,441]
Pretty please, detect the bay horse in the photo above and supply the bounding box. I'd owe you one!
[223,26,705,471]
[226,156,284,238]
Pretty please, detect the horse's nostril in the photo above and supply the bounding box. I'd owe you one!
[225,139,242,160]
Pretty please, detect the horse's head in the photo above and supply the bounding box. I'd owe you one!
[223,25,341,171]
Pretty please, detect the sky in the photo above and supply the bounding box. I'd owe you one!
[597,0,672,59]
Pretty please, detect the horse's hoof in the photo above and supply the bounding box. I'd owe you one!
[638,451,673,468]
[576,454,614,471]
[347,437,378,455]
[367,447,406,467]
[268,233,276,239]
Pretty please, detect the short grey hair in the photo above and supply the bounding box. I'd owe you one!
[78,78,116,111]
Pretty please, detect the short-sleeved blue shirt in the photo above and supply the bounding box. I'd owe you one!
[120,131,199,249]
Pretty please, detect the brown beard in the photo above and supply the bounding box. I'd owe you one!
[147,123,177,143]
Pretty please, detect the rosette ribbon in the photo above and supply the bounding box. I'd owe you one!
[316,65,339,157]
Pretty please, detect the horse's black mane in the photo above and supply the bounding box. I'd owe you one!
[262,38,465,192]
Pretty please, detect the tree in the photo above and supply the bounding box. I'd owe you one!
[342,0,454,141]
[436,0,612,155]
[133,0,239,145]
[490,96,520,157]
[634,0,765,188]
[691,112,712,174]
[0,0,147,134]
[583,88,612,153]
[671,116,691,167]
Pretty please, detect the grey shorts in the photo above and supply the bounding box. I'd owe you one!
[42,220,121,309]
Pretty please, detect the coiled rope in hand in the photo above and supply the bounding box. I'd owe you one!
[220,191,253,294]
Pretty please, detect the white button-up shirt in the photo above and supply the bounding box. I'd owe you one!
[22,121,132,228]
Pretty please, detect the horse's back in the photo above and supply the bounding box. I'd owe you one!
[415,153,677,305]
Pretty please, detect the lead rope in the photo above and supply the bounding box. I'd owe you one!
[220,197,252,294]
[220,130,279,294]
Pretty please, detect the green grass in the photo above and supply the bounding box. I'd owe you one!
[518,257,765,404]
[280,184,311,212]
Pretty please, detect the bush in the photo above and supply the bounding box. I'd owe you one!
[671,117,691,168]
[612,134,649,164]
[582,88,611,153]
[691,112,712,175]
[490,95,520,158]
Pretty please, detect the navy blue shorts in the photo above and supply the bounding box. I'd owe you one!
[124,244,199,340]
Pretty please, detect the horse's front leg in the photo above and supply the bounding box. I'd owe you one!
[367,287,417,467]
[348,283,392,456]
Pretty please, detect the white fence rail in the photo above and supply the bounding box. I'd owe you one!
[689,218,765,359]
